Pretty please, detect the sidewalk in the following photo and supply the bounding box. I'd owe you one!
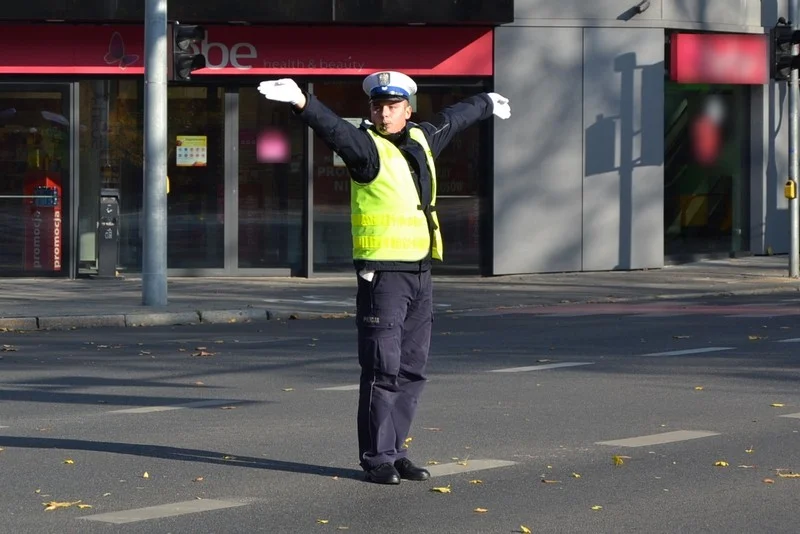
[0,256,797,331]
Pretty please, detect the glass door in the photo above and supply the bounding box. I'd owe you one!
[237,87,305,273]
[0,84,71,277]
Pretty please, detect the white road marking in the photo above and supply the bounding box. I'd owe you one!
[642,347,734,357]
[106,400,241,414]
[779,413,800,419]
[723,314,779,318]
[777,338,800,343]
[0,425,8,429]
[316,384,360,391]
[488,362,594,373]
[596,430,720,447]
[427,459,517,477]
[79,499,247,524]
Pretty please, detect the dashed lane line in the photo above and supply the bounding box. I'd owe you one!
[316,384,360,391]
[106,400,242,414]
[488,362,594,373]
[427,459,517,477]
[596,430,720,447]
[777,338,800,343]
[79,499,248,524]
[642,347,735,357]
[779,413,800,419]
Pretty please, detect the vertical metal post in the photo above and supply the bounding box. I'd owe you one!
[791,0,800,278]
[143,0,168,304]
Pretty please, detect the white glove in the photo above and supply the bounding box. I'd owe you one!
[258,79,304,105]
[488,92,511,120]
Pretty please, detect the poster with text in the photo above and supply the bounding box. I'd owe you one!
[176,135,208,167]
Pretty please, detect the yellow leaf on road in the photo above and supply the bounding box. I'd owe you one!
[426,460,440,465]
[469,479,482,484]
[282,388,294,392]
[77,504,93,509]
[473,508,489,513]
[142,472,150,478]
[694,386,704,391]
[316,519,329,524]
[745,447,754,454]
[402,437,412,449]
[571,472,581,478]
[63,459,74,464]
[777,471,800,478]
[763,478,775,484]
[612,455,625,466]
[748,335,766,341]
[591,505,603,511]
[771,403,786,407]
[43,500,82,511]
[430,486,451,493]
[714,461,729,467]
[519,526,532,534]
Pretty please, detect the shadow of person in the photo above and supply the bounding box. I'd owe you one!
[0,435,364,481]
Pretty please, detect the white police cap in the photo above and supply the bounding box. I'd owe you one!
[362,71,417,101]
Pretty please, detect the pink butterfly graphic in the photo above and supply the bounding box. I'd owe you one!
[104,32,139,69]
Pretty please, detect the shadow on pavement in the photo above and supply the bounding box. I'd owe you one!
[0,436,364,480]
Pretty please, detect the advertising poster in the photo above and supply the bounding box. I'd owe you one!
[176,135,208,167]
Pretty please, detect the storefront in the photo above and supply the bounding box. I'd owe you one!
[0,24,495,277]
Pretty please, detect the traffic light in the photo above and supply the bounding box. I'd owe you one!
[771,21,800,82]
[172,23,206,81]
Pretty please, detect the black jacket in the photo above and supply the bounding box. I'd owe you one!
[296,91,494,272]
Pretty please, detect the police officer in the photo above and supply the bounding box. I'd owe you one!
[258,72,511,485]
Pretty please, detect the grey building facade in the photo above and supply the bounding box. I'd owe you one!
[492,0,790,275]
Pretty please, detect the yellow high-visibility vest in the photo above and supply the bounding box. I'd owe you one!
[351,127,443,261]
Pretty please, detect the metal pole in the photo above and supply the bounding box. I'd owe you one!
[143,0,168,304]
[791,0,800,278]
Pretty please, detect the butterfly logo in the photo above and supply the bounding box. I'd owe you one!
[104,32,139,69]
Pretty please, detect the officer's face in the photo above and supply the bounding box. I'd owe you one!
[370,99,412,135]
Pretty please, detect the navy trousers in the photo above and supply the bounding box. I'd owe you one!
[356,270,433,470]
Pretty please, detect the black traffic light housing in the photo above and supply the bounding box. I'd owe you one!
[771,19,800,82]
[172,23,206,81]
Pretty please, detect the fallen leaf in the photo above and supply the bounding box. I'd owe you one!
[469,480,482,484]
[139,351,151,356]
[426,460,440,465]
[43,500,82,511]
[738,465,756,469]
[103,493,111,497]
[77,504,92,509]
[612,455,625,466]
[541,479,560,484]
[763,478,775,484]
[714,461,729,467]
[519,527,532,534]
[337,528,350,531]
[223,455,234,460]
[694,386,704,391]
[591,505,603,511]
[473,508,489,513]
[777,471,800,478]
[1,344,18,351]
[745,447,754,454]
[142,472,150,478]
[457,459,469,466]
[430,485,451,493]
[403,437,413,448]
[194,381,205,386]
[571,472,581,478]
[283,388,294,392]
[34,489,41,494]
[748,335,766,341]
[192,350,215,357]
[423,427,441,431]
[316,519,329,524]
[771,403,786,408]
[193,477,204,482]
[63,459,75,465]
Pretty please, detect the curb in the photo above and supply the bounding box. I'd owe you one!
[0,284,796,332]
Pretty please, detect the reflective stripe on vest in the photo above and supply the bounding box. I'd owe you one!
[351,127,443,261]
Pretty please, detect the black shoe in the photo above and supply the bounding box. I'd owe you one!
[364,463,401,485]
[394,458,430,481]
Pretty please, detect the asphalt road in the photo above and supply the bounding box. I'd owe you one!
[2,292,800,534]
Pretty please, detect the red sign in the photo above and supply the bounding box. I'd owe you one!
[670,33,768,85]
[24,171,63,273]
[0,25,492,76]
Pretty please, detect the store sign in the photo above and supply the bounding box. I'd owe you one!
[670,33,768,85]
[0,25,492,76]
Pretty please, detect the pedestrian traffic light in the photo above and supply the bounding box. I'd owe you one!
[771,21,800,82]
[172,23,206,81]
